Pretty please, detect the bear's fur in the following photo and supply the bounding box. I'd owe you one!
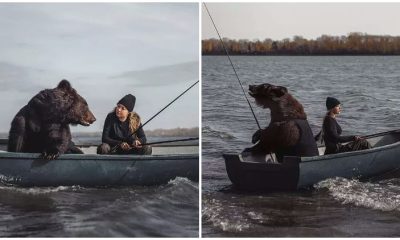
[247,83,318,161]
[8,79,96,159]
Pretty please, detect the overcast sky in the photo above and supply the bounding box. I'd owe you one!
[202,3,400,40]
[0,3,199,133]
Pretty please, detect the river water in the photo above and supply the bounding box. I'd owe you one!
[0,136,199,237]
[202,56,400,237]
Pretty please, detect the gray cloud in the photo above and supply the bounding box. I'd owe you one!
[0,3,198,75]
[0,61,51,92]
[113,61,199,87]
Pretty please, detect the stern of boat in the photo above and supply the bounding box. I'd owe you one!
[223,153,301,191]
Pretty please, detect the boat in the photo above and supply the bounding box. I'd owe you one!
[0,140,198,187]
[223,130,400,191]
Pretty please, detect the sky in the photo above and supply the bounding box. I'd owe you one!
[0,3,199,133]
[202,3,400,40]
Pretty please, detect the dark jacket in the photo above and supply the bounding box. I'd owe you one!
[274,119,319,161]
[322,115,354,154]
[101,112,147,148]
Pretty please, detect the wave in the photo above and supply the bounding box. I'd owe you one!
[0,177,197,195]
[156,177,199,200]
[167,176,198,189]
[203,126,235,140]
[202,197,250,232]
[0,183,84,195]
[315,177,400,212]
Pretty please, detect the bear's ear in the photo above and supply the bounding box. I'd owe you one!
[271,86,287,98]
[57,79,72,91]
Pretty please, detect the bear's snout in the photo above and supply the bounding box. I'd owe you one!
[249,85,258,97]
[86,111,96,124]
[80,111,96,126]
[249,84,270,97]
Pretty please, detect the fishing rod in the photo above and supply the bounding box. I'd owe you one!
[111,80,199,152]
[139,80,199,133]
[72,137,199,149]
[203,3,261,130]
[141,137,199,146]
[361,129,400,139]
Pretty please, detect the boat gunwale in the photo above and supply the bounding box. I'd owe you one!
[299,138,400,164]
[0,152,198,161]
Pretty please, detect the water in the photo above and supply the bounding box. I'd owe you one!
[0,136,199,237]
[202,56,400,237]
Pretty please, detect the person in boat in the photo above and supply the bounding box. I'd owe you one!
[322,97,371,155]
[97,94,152,155]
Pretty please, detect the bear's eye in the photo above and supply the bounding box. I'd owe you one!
[262,84,272,91]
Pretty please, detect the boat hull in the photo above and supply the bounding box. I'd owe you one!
[223,154,300,191]
[0,152,198,187]
[298,143,400,188]
[223,132,400,191]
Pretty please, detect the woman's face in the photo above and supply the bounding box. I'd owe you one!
[116,104,129,120]
[331,104,341,115]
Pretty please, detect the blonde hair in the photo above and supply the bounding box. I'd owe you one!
[113,107,141,135]
[128,111,141,134]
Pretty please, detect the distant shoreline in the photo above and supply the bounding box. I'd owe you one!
[203,33,400,55]
[203,53,400,56]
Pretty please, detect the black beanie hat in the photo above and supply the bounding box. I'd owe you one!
[326,97,341,110]
[117,94,136,112]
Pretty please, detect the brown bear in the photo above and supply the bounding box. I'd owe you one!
[247,83,318,162]
[8,79,96,159]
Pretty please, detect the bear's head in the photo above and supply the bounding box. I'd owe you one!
[249,83,306,120]
[57,80,96,126]
[248,83,288,108]
[30,79,96,126]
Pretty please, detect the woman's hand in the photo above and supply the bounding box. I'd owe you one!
[120,142,131,150]
[132,140,142,148]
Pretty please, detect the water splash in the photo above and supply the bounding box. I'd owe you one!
[0,184,84,195]
[167,177,198,189]
[202,198,250,232]
[0,174,21,184]
[315,177,400,211]
[203,126,235,140]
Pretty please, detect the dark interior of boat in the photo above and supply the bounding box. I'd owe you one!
[368,132,400,147]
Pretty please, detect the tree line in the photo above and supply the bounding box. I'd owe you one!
[202,33,400,55]
[145,127,199,137]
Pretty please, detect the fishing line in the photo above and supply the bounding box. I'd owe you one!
[203,3,261,130]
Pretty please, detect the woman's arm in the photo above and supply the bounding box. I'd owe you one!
[135,124,147,144]
[324,117,354,143]
[102,113,121,147]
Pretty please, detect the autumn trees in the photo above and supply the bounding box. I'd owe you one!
[202,33,400,55]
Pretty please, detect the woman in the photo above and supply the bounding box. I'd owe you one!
[97,94,152,155]
[322,97,371,155]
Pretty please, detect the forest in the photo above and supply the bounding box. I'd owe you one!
[202,33,400,55]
